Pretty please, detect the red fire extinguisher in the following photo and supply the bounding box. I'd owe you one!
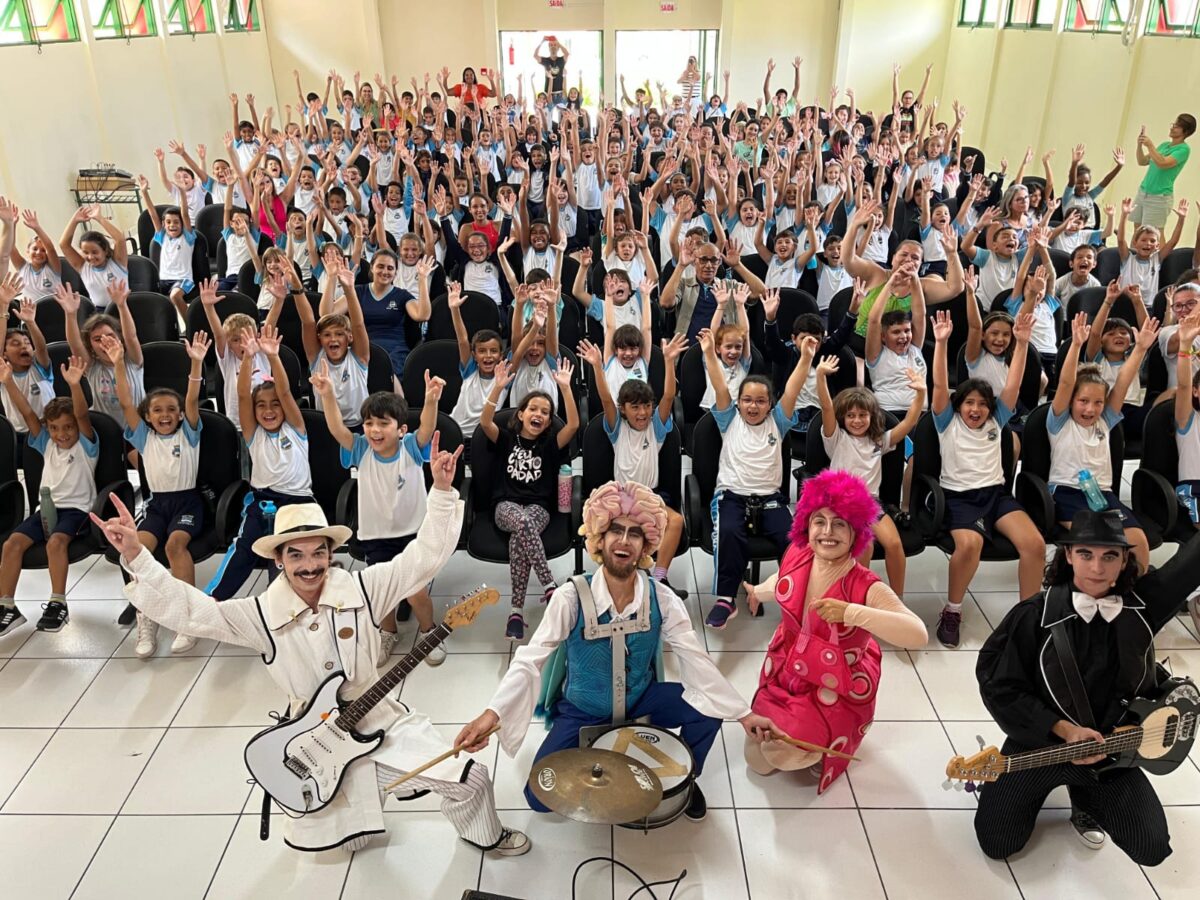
[508,40,514,65]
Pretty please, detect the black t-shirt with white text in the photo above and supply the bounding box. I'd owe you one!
[539,56,566,94]
[493,428,562,508]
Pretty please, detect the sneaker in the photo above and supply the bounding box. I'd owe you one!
[1188,596,1200,643]
[134,614,159,659]
[490,828,532,857]
[170,632,197,654]
[684,784,707,821]
[420,628,446,667]
[377,630,399,667]
[659,578,689,600]
[1070,807,1106,850]
[505,612,526,642]
[705,599,737,629]
[540,584,557,604]
[936,606,962,648]
[117,602,137,626]
[36,600,69,633]
[0,605,26,636]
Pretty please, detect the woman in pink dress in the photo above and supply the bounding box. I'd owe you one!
[743,470,927,793]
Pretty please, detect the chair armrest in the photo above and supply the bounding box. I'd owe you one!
[215,480,251,547]
[1131,468,1179,538]
[458,475,473,548]
[89,480,135,545]
[912,474,946,541]
[0,480,24,535]
[335,478,357,529]
[1014,472,1055,537]
[684,474,703,538]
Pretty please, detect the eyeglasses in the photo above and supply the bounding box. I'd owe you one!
[605,524,645,542]
[1173,300,1198,313]
[696,255,720,265]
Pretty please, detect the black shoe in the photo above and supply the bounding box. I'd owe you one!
[1070,807,1106,850]
[118,602,137,626]
[36,600,69,633]
[0,605,27,636]
[395,599,412,623]
[684,784,707,821]
[660,578,688,600]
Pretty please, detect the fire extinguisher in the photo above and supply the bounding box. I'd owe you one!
[508,40,514,65]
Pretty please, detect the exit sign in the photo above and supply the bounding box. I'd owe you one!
[660,2,677,10]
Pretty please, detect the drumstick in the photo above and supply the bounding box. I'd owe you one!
[771,733,861,762]
[383,724,501,791]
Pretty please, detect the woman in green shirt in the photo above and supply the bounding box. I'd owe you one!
[1133,113,1195,229]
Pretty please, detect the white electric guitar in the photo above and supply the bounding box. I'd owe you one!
[244,586,498,815]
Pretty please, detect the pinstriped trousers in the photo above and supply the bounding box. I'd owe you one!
[974,744,1172,866]
[375,760,506,849]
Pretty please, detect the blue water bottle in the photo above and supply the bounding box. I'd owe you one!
[1078,469,1107,512]
[259,499,278,531]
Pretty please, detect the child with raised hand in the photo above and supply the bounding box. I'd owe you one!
[57,282,145,427]
[307,263,370,428]
[1085,279,1150,436]
[206,324,314,601]
[1,285,52,438]
[1062,144,1124,221]
[104,330,208,657]
[195,276,268,430]
[703,328,817,630]
[447,281,506,450]
[571,250,644,337]
[58,204,130,308]
[1049,205,1113,255]
[0,354,95,635]
[866,264,927,420]
[479,356,579,641]
[593,277,663,401]
[1005,262,1061,389]
[158,141,210,220]
[1053,244,1102,306]
[1117,196,1188,304]
[9,208,62,300]
[578,333,690,596]
[138,173,198,321]
[817,354,925,596]
[509,286,561,411]
[756,206,819,291]
[218,179,262,291]
[930,309,1044,648]
[311,362,446,667]
[1172,312,1200,531]
[1051,311,1155,572]
[700,281,752,411]
[964,265,1019,401]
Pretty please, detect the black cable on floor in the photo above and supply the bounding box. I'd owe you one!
[570,855,687,900]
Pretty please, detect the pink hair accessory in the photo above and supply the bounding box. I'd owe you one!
[791,470,880,558]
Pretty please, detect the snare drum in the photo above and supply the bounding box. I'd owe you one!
[588,724,696,830]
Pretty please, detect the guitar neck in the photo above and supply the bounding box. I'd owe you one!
[1004,727,1143,773]
[337,623,452,729]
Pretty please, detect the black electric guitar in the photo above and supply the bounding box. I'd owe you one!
[244,586,499,815]
[945,676,1199,791]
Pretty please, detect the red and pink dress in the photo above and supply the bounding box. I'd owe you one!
[752,543,882,793]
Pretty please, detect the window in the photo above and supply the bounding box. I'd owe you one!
[165,0,211,34]
[0,0,79,45]
[1064,0,1133,32]
[89,0,154,38]
[1147,0,1200,34]
[223,0,256,32]
[958,0,999,26]
[1005,0,1056,27]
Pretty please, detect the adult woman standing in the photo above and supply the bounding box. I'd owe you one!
[742,470,927,793]
[1133,114,1195,229]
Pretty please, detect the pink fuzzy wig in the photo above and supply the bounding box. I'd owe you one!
[790,470,880,558]
[580,481,668,568]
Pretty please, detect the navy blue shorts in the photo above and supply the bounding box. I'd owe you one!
[1051,485,1140,529]
[15,507,89,543]
[358,533,417,566]
[140,489,206,543]
[791,406,819,434]
[944,484,1024,535]
[921,260,948,278]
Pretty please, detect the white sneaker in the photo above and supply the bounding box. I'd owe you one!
[134,614,159,659]
[490,828,532,856]
[420,628,447,667]
[377,630,399,667]
[170,632,197,654]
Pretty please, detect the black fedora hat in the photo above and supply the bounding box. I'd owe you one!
[1057,509,1132,548]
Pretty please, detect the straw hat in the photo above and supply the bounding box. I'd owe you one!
[251,503,352,558]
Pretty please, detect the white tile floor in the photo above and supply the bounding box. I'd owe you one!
[2,479,1199,899]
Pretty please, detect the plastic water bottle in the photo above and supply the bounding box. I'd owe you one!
[39,486,57,538]
[1078,469,1107,512]
[557,465,573,513]
[259,499,278,531]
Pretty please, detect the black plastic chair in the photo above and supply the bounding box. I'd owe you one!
[0,415,25,540]
[194,204,225,265]
[580,411,685,520]
[1132,399,1198,548]
[401,340,466,414]
[141,341,194,397]
[126,292,180,343]
[45,341,93,406]
[33,296,94,345]
[58,258,87,296]
[1093,247,1122,287]
[301,409,353,525]
[136,206,171,257]
[424,291,502,343]
[464,408,582,574]
[1066,286,1139,327]
[1048,248,1072,280]
[272,291,322,366]
[126,255,159,293]
[955,344,1044,413]
[1160,247,1196,291]
[677,344,770,454]
[184,292,258,373]
[580,344,668,426]
[148,232,210,293]
[825,286,862,354]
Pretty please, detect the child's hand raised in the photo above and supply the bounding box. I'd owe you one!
[184,331,211,361]
[424,368,446,401]
[1121,197,1135,216]
[576,339,603,368]
[662,334,688,362]
[15,295,35,323]
[762,288,780,320]
[930,310,954,343]
[198,275,221,307]
[733,282,751,306]
[309,358,335,396]
[815,355,839,379]
[1134,317,1161,351]
[257,324,282,357]
[107,279,130,308]
[61,354,87,386]
[905,367,928,393]
[1013,313,1034,345]
[697,328,715,354]
[427,431,463,492]
[53,284,81,314]
[1070,311,1091,346]
[0,356,12,383]
[492,358,513,389]
[99,333,124,363]
[1,272,23,306]
[1179,312,1200,346]
[798,334,819,361]
[416,255,436,278]
[963,264,978,294]
[552,357,575,388]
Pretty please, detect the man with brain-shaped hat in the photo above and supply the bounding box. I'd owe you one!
[457,480,779,821]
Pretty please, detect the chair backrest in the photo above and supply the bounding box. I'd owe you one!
[126,254,159,293]
[689,411,790,505]
[0,412,17,482]
[1160,247,1196,292]
[1020,401,1126,487]
[33,296,95,345]
[400,339,464,413]
[366,343,396,393]
[45,341,93,406]
[580,412,684,509]
[272,290,322,364]
[1093,247,1122,287]
[195,408,242,500]
[277,344,307,402]
[424,292,502,342]
[803,410,904,506]
[141,341,193,397]
[58,258,87,295]
[1138,399,1181,485]
[126,292,180,343]
[301,409,352,522]
[1067,285,1139,326]
[1048,248,1072,280]
[582,345,667,416]
[776,289,820,330]
[194,204,224,260]
[954,342,1044,412]
[910,407,1016,496]
[136,206,171,257]
[825,286,855,329]
[468,407,569,513]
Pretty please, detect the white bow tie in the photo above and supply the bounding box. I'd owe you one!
[1072,592,1123,623]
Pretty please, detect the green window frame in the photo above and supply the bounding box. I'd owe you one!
[1064,0,1134,33]
[0,0,79,45]
[1004,0,1057,28]
[89,0,155,39]
[958,0,999,27]
[1145,0,1200,35]
[223,0,257,32]
[165,0,212,35]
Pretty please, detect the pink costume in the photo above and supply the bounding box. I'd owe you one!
[752,542,882,793]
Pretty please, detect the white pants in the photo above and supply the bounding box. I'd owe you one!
[1132,189,1173,230]
[375,760,505,849]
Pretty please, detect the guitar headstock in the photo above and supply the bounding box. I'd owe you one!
[442,585,500,629]
[945,746,1006,785]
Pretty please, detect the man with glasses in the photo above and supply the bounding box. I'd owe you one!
[457,481,778,822]
[661,240,769,345]
[1157,282,1200,389]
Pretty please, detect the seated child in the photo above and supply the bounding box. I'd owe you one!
[306,265,370,428]
[218,187,263,292]
[572,255,644,336]
[0,291,52,442]
[700,282,752,411]
[1086,280,1150,439]
[509,286,560,412]
[138,175,199,320]
[56,283,145,432]
[1049,205,1112,255]
[865,265,928,420]
[0,354,95,635]
[1117,197,1187,304]
[8,208,62,300]
[58,205,129,310]
[195,277,269,429]
[1053,244,1102,305]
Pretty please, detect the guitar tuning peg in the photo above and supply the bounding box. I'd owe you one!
[953,780,965,792]
[964,781,977,793]
[941,778,953,791]
[975,734,986,750]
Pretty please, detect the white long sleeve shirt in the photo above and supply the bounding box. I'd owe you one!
[487,571,753,757]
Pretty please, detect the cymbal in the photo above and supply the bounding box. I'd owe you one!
[528,748,663,824]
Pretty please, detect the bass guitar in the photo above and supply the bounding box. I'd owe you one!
[945,675,1199,792]
[244,586,498,815]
